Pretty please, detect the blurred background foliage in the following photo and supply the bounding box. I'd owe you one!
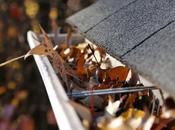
[0,0,95,130]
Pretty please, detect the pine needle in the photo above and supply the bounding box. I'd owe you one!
[0,54,25,67]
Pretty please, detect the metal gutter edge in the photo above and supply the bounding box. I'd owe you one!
[27,31,84,130]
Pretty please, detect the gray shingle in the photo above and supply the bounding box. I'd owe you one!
[67,0,175,95]
[122,22,175,97]
[66,0,136,32]
[85,0,175,58]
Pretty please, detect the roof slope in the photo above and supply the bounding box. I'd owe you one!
[67,0,175,96]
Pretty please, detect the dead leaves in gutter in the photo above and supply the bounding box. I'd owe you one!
[1,26,175,130]
[25,27,175,130]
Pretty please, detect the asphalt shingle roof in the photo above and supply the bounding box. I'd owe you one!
[67,0,175,96]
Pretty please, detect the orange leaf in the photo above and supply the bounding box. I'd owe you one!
[76,53,86,76]
[107,66,129,82]
[98,66,129,84]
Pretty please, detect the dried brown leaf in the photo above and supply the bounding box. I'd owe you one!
[76,53,86,76]
[25,26,72,90]
[107,66,129,81]
[98,66,129,86]
[25,26,54,59]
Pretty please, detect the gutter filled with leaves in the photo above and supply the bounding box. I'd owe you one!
[1,27,175,130]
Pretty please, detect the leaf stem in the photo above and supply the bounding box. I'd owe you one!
[0,54,25,67]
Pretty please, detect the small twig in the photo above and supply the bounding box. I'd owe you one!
[0,55,25,67]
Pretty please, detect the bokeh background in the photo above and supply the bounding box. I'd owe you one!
[0,0,95,130]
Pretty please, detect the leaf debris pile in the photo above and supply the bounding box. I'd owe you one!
[26,27,175,130]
